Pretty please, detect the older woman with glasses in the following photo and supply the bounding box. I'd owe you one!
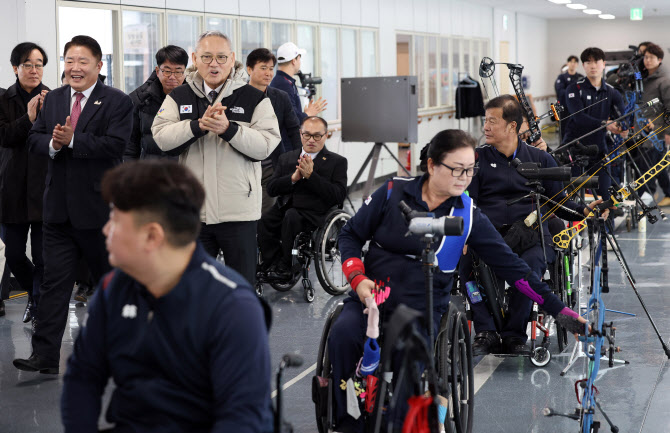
[0,42,50,325]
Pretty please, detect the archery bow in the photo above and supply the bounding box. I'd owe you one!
[554,149,670,249]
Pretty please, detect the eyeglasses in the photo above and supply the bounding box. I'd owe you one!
[20,63,43,71]
[199,54,230,65]
[439,162,478,177]
[159,69,184,78]
[301,132,326,141]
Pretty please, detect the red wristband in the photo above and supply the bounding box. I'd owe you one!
[343,258,366,291]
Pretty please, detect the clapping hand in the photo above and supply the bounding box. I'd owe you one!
[199,103,229,135]
[52,116,74,150]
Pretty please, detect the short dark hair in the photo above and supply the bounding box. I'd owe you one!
[246,48,277,69]
[101,161,205,247]
[301,116,328,132]
[10,42,48,68]
[485,95,524,133]
[580,47,605,63]
[64,35,103,63]
[638,41,652,50]
[419,130,476,172]
[567,55,579,63]
[155,45,189,68]
[644,43,664,60]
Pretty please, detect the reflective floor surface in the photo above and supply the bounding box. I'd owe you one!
[1,199,669,433]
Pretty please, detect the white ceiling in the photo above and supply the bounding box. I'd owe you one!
[468,0,670,19]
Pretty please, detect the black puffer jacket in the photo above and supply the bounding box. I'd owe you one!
[124,71,175,160]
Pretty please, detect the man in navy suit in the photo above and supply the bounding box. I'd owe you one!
[14,35,133,374]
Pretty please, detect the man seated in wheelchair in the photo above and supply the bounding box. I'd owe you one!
[258,116,348,280]
[460,95,606,357]
[329,129,587,432]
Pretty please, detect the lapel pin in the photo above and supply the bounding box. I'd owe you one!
[94,100,102,105]
[322,157,327,160]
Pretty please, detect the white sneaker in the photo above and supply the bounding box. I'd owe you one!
[640,192,654,206]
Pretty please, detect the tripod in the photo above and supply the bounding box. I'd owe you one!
[347,143,411,210]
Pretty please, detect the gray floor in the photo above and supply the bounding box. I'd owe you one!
[2,193,670,432]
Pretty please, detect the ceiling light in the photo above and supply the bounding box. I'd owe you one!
[598,14,615,19]
[583,9,602,14]
[548,0,571,4]
[566,3,587,9]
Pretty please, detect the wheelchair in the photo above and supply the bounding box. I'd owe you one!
[467,246,580,367]
[255,208,352,303]
[313,301,474,433]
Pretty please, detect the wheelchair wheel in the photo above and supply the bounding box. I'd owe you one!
[450,312,474,433]
[313,303,344,433]
[314,209,351,296]
[437,304,459,433]
[529,346,551,367]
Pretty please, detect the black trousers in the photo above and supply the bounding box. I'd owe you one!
[258,207,313,270]
[2,222,43,307]
[200,220,257,285]
[32,222,110,363]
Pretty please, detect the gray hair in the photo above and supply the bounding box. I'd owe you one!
[196,31,231,51]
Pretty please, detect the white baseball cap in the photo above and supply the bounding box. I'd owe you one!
[277,42,306,63]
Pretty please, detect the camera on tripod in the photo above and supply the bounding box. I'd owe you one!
[398,200,464,237]
[512,159,572,182]
[612,45,644,92]
[297,71,322,99]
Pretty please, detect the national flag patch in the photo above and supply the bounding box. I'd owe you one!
[180,105,193,114]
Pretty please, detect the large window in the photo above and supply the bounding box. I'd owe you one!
[414,36,425,109]
[123,10,161,92]
[296,25,316,75]
[341,28,357,79]
[271,22,292,56]
[440,37,450,107]
[428,36,438,107]
[58,6,116,87]
[206,16,235,44]
[451,38,462,106]
[360,30,376,77]
[240,20,265,68]
[167,14,200,67]
[320,27,339,121]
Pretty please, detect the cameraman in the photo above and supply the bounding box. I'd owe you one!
[562,47,627,201]
[462,95,602,356]
[269,42,327,122]
[638,43,670,207]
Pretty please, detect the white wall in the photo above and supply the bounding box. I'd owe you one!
[547,17,670,90]
[0,0,550,187]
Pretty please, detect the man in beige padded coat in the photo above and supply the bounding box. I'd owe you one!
[153,30,280,285]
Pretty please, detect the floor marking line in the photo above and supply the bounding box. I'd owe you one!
[473,356,504,395]
[8,292,28,299]
[271,362,317,399]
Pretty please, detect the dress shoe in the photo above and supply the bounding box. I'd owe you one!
[502,337,530,355]
[23,299,33,323]
[472,331,501,356]
[657,197,670,207]
[268,263,293,280]
[13,354,59,374]
[0,300,5,317]
[73,284,88,302]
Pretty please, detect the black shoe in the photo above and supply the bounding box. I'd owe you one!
[85,285,95,298]
[268,263,293,280]
[73,284,87,303]
[472,331,501,356]
[502,337,530,355]
[13,354,59,374]
[0,300,5,317]
[23,299,33,323]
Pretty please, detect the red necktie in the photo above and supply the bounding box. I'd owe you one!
[70,92,84,131]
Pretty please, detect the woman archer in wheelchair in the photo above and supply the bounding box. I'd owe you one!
[326,129,588,432]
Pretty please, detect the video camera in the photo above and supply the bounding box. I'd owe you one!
[398,200,463,237]
[612,45,644,93]
[512,159,572,181]
[297,71,322,99]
